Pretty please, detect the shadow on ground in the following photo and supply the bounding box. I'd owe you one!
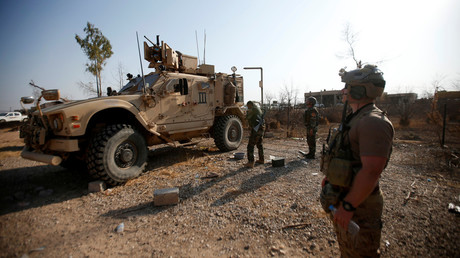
[210,159,300,206]
[0,165,91,215]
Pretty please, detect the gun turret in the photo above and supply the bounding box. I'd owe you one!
[143,35,214,75]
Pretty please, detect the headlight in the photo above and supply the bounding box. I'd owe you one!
[49,113,64,132]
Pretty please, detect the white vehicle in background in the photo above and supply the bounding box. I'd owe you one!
[0,112,28,123]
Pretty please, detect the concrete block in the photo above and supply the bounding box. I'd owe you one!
[154,187,179,206]
[272,157,285,167]
[88,180,106,193]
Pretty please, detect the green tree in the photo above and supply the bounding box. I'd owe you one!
[75,22,113,97]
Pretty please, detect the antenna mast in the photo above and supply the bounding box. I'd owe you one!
[136,31,147,94]
[203,30,206,64]
[195,30,201,65]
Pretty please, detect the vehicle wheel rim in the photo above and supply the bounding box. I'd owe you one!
[114,141,137,168]
[228,122,240,142]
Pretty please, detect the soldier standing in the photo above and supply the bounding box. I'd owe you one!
[244,101,265,168]
[303,97,319,159]
[320,65,394,257]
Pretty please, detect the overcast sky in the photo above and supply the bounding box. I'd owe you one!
[1,0,459,111]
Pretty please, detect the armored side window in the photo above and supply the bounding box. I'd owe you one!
[165,79,180,93]
[165,78,188,95]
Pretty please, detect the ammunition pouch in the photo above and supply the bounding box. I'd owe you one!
[325,158,354,187]
[320,182,345,213]
[320,129,360,188]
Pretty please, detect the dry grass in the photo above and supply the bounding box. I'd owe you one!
[0,128,23,160]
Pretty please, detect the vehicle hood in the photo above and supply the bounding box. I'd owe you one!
[37,95,142,114]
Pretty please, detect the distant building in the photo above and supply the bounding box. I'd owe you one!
[304,90,422,107]
[377,93,418,105]
[304,90,342,107]
[436,91,460,100]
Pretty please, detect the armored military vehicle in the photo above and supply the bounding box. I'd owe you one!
[20,36,245,185]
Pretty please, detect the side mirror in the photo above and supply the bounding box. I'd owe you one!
[42,89,60,101]
[20,96,35,104]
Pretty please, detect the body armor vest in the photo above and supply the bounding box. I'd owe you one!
[320,104,387,187]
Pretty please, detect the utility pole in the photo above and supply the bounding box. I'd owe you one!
[244,67,263,107]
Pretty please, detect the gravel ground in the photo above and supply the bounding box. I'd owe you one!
[0,125,459,257]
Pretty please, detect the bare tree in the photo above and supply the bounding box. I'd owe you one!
[282,80,299,137]
[278,91,287,110]
[452,73,460,90]
[113,62,126,90]
[78,81,98,96]
[339,22,361,68]
[264,91,275,109]
[426,75,447,145]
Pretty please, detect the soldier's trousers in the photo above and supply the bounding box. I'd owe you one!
[306,129,317,154]
[331,189,384,258]
[247,130,264,162]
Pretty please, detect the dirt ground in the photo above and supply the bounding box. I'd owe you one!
[0,120,459,257]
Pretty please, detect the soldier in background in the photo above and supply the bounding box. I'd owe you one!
[244,101,265,168]
[320,65,394,257]
[303,97,319,159]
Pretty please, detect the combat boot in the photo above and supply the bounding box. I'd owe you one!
[244,161,255,168]
[256,157,265,164]
[305,153,315,159]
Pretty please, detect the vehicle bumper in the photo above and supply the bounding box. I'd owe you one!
[21,147,62,166]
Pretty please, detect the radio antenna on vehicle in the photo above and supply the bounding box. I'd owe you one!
[203,30,206,64]
[195,30,201,66]
[136,31,147,94]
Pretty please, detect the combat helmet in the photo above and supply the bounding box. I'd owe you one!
[306,96,317,106]
[339,64,386,100]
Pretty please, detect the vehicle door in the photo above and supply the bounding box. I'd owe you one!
[156,77,190,127]
[6,113,15,122]
[189,78,214,123]
[14,112,21,121]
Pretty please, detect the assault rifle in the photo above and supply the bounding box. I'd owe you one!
[323,101,348,155]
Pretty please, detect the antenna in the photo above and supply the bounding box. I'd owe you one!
[195,30,201,65]
[203,30,206,64]
[136,31,147,94]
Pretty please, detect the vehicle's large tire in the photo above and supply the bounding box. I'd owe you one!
[85,124,147,186]
[213,115,243,152]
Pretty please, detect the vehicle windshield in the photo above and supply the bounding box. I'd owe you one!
[0,113,7,116]
[119,74,160,93]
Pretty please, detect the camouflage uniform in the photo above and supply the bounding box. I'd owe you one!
[304,106,319,157]
[246,103,265,163]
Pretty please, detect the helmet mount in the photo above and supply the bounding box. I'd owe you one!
[339,64,386,99]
